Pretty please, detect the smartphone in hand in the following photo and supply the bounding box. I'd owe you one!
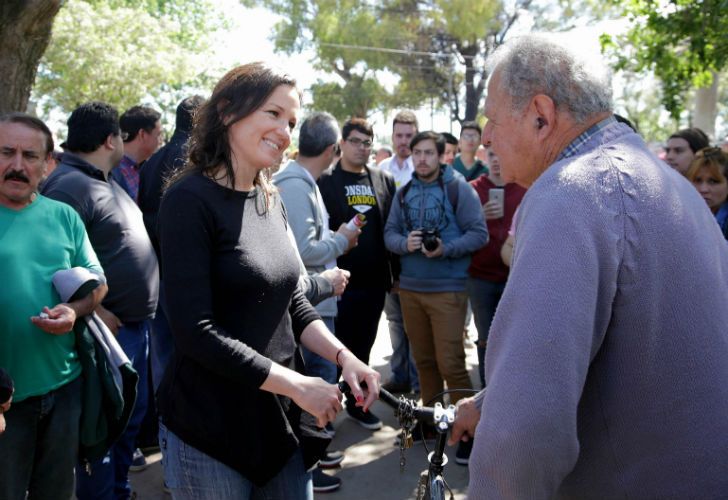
[489,188,505,218]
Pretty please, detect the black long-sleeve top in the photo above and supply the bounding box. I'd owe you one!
[156,173,320,486]
[138,129,190,263]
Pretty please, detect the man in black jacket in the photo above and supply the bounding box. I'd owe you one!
[138,95,204,265]
[318,117,396,430]
[138,95,204,392]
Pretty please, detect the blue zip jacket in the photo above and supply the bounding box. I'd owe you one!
[384,164,488,292]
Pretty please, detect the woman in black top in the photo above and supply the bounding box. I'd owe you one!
[157,63,380,499]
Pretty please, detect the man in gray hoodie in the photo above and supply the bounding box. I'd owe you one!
[273,113,358,492]
[274,112,358,385]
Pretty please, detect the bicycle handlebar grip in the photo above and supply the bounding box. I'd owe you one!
[337,381,401,409]
[413,406,435,421]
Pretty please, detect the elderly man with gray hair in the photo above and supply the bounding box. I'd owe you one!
[448,34,728,498]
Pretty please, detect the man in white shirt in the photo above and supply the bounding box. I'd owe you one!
[377,110,420,394]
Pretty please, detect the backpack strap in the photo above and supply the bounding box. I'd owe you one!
[446,177,459,212]
[398,180,412,208]
[399,168,459,212]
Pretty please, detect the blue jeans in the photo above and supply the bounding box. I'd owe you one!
[150,284,173,392]
[160,424,313,500]
[384,292,419,391]
[76,320,150,500]
[0,376,81,500]
[466,277,505,388]
[300,317,337,384]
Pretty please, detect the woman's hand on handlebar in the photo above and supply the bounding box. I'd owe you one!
[338,349,381,412]
[294,376,343,428]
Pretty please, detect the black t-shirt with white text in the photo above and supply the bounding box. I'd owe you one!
[324,169,388,289]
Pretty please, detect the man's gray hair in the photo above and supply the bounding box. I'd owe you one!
[488,34,613,123]
[298,112,340,158]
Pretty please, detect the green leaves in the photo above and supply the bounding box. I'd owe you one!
[249,0,518,121]
[33,0,224,118]
[603,0,727,120]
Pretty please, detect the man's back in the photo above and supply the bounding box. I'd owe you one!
[138,129,189,260]
[473,122,728,498]
[42,154,158,322]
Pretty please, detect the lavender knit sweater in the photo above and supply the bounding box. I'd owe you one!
[468,122,728,499]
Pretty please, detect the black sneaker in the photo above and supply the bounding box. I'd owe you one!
[312,468,341,493]
[319,450,344,468]
[346,405,382,430]
[128,448,148,472]
[381,380,411,394]
[455,439,473,466]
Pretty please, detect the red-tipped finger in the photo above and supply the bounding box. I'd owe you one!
[361,374,380,411]
[347,377,364,404]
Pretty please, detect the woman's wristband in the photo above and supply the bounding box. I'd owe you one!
[335,347,351,368]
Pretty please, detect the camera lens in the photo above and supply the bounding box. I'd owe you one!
[422,231,438,251]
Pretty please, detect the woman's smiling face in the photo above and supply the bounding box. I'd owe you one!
[227,84,300,174]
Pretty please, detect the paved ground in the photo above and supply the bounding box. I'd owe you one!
[129,314,480,499]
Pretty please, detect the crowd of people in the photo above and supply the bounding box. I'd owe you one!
[1,32,728,500]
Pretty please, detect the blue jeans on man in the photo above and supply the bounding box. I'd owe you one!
[150,285,173,392]
[300,317,337,384]
[76,321,150,500]
[466,277,506,388]
[0,376,82,500]
[384,292,419,391]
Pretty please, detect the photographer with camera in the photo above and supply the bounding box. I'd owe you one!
[384,131,487,459]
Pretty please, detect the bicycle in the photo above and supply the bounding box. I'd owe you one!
[339,382,463,500]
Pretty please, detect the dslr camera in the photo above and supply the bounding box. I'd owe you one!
[419,228,440,252]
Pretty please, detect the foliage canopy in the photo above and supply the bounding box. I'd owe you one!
[601,0,728,120]
[33,0,224,119]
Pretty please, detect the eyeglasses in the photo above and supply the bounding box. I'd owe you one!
[346,138,373,149]
[460,132,480,141]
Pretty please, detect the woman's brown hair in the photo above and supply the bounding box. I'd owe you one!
[167,62,299,208]
[686,147,728,184]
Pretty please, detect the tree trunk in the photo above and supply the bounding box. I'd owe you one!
[459,43,487,122]
[692,72,718,140]
[0,0,63,114]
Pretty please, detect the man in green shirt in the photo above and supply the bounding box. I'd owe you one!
[452,121,489,181]
[0,113,107,500]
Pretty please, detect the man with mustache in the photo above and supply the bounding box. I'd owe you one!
[0,113,107,500]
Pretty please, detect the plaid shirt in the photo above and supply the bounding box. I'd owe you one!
[111,154,140,201]
[556,116,616,163]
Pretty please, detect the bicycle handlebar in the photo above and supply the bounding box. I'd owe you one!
[338,381,435,422]
[339,380,458,497]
